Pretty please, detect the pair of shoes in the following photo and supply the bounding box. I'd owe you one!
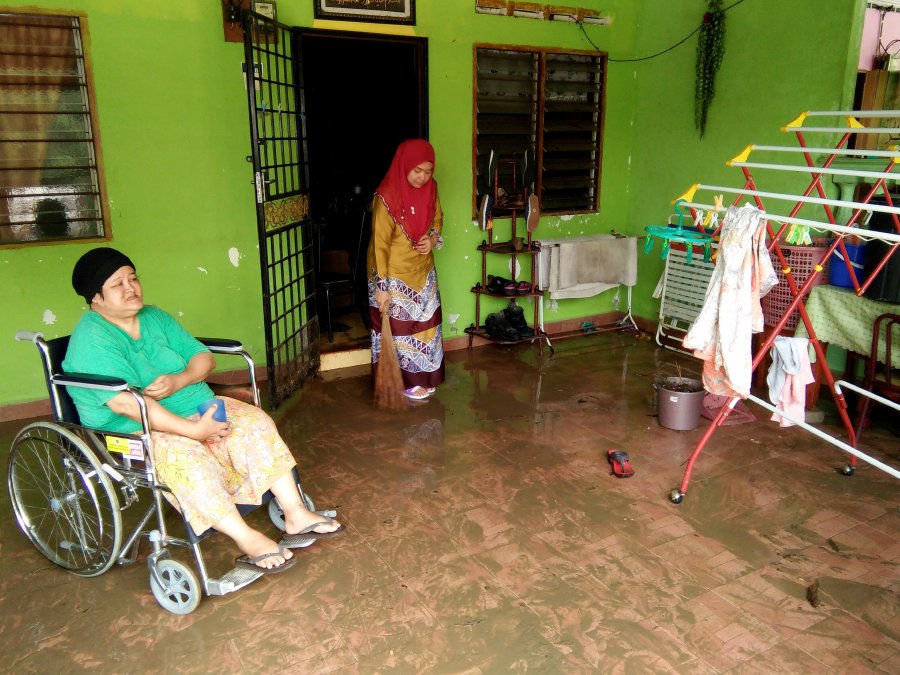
[280,517,346,547]
[515,280,531,295]
[485,312,521,342]
[607,449,635,478]
[525,193,540,232]
[487,275,516,296]
[478,194,494,231]
[234,545,297,574]
[402,386,430,400]
[502,302,533,338]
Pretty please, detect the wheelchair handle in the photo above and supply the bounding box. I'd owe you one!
[15,330,43,343]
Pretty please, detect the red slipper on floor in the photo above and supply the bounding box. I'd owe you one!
[607,449,635,478]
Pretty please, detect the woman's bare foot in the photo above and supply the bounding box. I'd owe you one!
[235,529,293,569]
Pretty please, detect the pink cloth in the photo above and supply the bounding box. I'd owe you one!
[770,348,815,427]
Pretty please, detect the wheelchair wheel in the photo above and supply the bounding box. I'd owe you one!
[7,422,122,577]
[149,559,201,614]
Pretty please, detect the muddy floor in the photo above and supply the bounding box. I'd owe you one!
[1,332,897,672]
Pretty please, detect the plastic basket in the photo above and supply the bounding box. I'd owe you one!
[761,239,830,330]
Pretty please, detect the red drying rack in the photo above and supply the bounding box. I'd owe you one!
[667,109,900,504]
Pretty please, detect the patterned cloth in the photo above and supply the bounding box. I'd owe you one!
[367,194,445,389]
[150,396,296,534]
[683,205,778,398]
[794,285,900,368]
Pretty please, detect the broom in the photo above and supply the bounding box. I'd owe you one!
[375,308,406,409]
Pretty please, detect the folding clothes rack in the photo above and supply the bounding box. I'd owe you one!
[668,109,900,504]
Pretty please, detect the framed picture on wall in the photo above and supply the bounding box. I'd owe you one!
[313,0,415,25]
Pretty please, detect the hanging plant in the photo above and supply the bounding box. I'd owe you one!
[695,0,726,138]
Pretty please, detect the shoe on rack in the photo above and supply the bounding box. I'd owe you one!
[486,275,512,296]
[478,194,494,231]
[525,193,540,233]
[515,280,531,295]
[485,312,521,342]
[522,148,535,193]
[502,302,534,338]
[487,149,497,190]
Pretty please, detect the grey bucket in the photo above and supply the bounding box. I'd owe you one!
[656,377,705,431]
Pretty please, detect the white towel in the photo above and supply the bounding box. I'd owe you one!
[539,235,637,300]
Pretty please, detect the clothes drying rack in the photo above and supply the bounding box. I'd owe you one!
[667,109,900,504]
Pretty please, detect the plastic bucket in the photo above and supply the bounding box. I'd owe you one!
[657,377,705,431]
[829,242,866,288]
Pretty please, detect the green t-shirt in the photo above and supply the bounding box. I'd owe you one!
[62,305,214,433]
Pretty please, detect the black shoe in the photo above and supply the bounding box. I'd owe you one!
[502,302,534,338]
[485,312,520,342]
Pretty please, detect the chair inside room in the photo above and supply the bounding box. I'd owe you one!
[853,312,900,439]
[315,209,368,343]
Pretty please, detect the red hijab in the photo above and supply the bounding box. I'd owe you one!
[375,139,437,243]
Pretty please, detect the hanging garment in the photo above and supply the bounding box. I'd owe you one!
[538,234,637,300]
[767,336,815,427]
[682,204,778,397]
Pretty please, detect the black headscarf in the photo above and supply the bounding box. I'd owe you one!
[71,247,135,304]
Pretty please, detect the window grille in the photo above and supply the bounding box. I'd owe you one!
[474,46,605,214]
[0,12,108,246]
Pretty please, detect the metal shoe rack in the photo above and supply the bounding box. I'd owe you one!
[465,154,551,349]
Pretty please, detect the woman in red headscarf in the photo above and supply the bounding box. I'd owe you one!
[367,139,445,400]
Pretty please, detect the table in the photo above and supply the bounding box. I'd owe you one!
[793,284,900,406]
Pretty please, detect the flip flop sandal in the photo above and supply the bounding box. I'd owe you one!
[402,387,430,400]
[234,545,297,574]
[280,518,346,547]
[426,387,436,394]
[607,449,635,478]
[525,194,541,232]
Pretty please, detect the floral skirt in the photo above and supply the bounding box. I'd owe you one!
[149,396,296,534]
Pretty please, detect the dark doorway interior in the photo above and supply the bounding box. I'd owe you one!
[300,31,427,350]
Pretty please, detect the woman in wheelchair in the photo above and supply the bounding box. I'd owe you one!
[63,247,344,573]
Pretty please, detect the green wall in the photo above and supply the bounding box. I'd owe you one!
[0,0,861,408]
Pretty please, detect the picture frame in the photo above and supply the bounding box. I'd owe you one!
[313,0,415,26]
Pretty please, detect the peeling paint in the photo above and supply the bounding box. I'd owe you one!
[228,247,242,267]
[560,214,574,221]
[508,258,521,278]
[197,267,208,274]
[448,313,460,324]
[42,309,57,325]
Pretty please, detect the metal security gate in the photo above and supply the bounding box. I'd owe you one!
[243,12,319,408]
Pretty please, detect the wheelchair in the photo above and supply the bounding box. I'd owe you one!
[7,331,333,614]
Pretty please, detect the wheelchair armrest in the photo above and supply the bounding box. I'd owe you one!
[53,372,130,392]
[196,337,244,354]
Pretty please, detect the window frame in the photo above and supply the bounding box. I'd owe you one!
[472,43,607,217]
[0,9,111,248]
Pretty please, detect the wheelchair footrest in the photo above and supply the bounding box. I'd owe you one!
[206,566,263,595]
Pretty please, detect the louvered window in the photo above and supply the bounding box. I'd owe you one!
[474,46,605,214]
[0,12,108,246]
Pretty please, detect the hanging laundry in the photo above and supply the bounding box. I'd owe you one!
[682,204,778,397]
[767,336,815,427]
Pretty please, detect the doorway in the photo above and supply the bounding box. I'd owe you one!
[299,30,428,353]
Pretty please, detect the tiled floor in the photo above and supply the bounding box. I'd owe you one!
[1,332,898,673]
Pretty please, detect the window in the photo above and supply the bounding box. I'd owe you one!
[474,46,606,214]
[0,11,109,246]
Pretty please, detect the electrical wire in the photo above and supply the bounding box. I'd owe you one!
[578,0,748,64]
